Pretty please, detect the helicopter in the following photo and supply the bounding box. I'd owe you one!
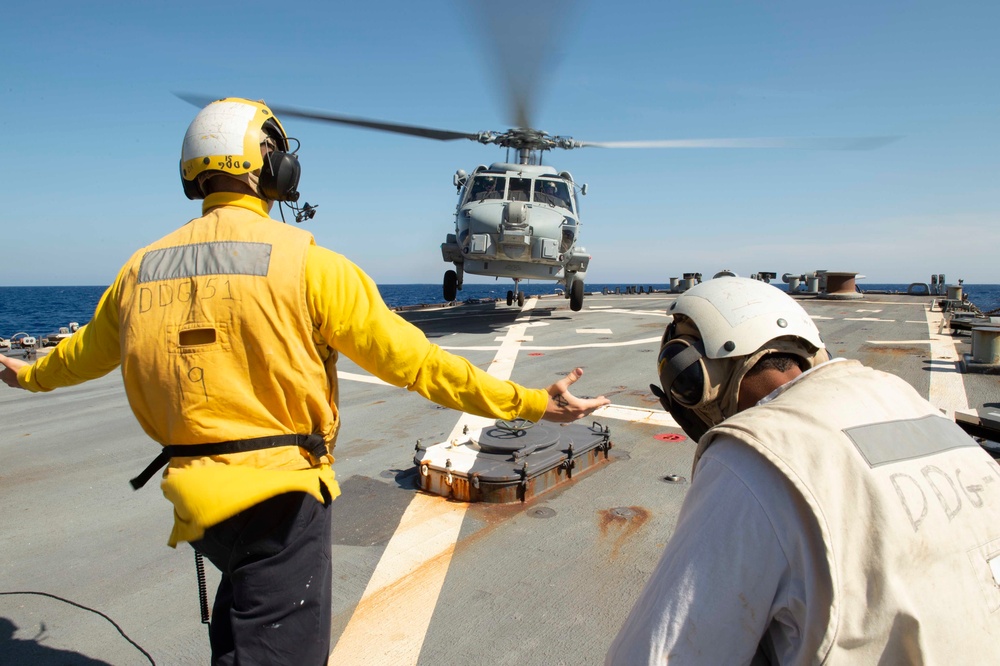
[439,128,596,311]
[176,5,896,311]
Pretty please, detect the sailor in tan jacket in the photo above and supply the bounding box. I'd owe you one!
[607,277,1000,665]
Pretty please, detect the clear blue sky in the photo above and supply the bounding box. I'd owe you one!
[3,0,997,286]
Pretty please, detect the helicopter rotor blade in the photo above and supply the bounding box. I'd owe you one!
[175,92,481,143]
[466,0,580,130]
[175,92,899,153]
[574,136,901,150]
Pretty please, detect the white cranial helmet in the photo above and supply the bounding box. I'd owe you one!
[654,277,828,440]
[179,97,299,202]
[668,277,824,359]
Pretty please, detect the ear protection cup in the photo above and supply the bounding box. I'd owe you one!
[650,383,710,441]
[259,152,301,202]
[180,160,204,200]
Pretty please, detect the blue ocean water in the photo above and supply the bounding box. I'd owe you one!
[2,282,998,339]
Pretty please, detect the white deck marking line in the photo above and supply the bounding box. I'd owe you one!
[497,320,549,329]
[580,308,670,317]
[866,340,932,345]
[577,328,613,334]
[441,336,661,352]
[860,300,937,306]
[338,371,391,386]
[593,404,679,428]
[328,298,537,665]
[924,306,970,418]
[844,317,896,322]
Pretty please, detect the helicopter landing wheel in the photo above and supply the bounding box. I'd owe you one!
[507,290,514,306]
[443,270,458,302]
[517,290,525,307]
[570,279,584,312]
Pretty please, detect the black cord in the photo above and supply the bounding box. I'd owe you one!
[0,591,155,665]
[194,551,210,626]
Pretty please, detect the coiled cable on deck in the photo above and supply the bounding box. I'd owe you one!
[195,551,210,628]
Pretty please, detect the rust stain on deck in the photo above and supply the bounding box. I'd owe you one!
[598,506,651,560]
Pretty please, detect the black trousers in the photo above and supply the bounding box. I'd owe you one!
[191,490,332,666]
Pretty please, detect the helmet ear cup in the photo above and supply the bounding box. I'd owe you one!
[650,384,709,441]
[259,152,301,202]
[180,160,204,200]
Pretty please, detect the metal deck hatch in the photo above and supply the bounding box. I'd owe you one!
[414,420,612,503]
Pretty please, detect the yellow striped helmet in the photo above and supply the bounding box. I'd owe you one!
[180,97,292,200]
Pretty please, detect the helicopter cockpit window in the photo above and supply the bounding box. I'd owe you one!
[533,179,572,210]
[509,178,531,202]
[467,175,505,202]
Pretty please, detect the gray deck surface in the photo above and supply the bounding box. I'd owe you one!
[1,290,993,665]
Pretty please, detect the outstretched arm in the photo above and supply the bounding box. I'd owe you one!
[0,353,28,390]
[542,367,610,423]
[304,247,610,423]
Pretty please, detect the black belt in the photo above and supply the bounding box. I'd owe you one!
[130,433,328,490]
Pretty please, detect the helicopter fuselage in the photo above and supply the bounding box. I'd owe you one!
[441,162,589,300]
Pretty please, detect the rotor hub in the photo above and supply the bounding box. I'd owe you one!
[478,128,579,153]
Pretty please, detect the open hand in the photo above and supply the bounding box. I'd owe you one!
[0,353,28,389]
[542,367,610,423]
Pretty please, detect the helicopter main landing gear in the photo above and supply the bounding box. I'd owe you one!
[506,279,526,307]
[569,277,584,312]
[443,269,459,302]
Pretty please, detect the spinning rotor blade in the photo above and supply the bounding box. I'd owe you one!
[175,92,899,153]
[264,105,482,142]
[175,92,481,142]
[575,136,901,150]
[467,0,579,130]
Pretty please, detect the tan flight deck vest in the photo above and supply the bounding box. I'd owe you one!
[117,203,337,452]
[699,360,1000,663]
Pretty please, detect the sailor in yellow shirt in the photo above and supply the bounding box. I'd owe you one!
[0,97,609,666]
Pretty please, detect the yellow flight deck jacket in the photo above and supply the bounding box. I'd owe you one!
[19,193,548,546]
